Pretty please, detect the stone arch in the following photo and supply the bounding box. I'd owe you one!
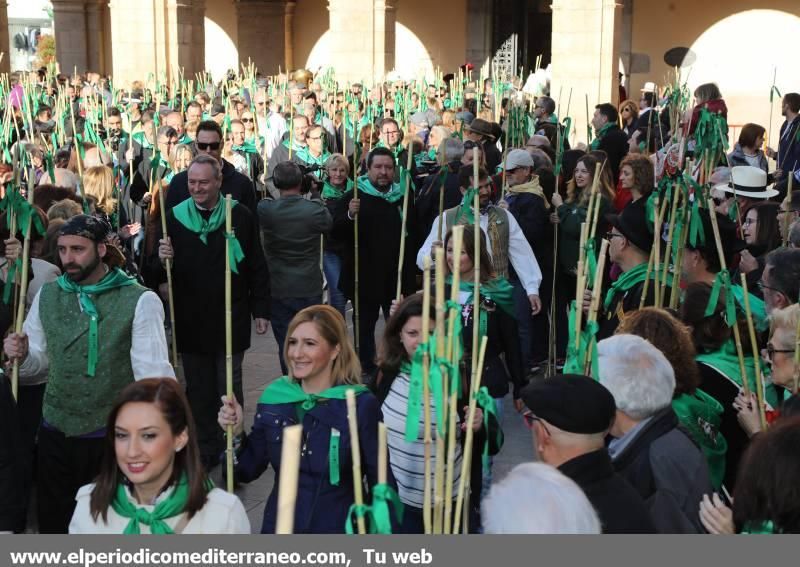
[204,0,239,81]
[394,0,464,79]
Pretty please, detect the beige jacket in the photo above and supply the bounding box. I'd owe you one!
[69,483,251,534]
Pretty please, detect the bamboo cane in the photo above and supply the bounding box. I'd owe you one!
[158,180,179,369]
[573,223,589,349]
[275,424,303,534]
[432,246,446,534]
[659,183,681,307]
[705,195,750,398]
[768,67,777,156]
[345,389,367,534]
[378,422,388,485]
[583,239,610,375]
[452,335,488,534]
[353,139,360,354]
[224,195,234,493]
[421,256,433,533]
[670,201,690,309]
[10,167,35,400]
[436,145,448,243]
[640,192,661,309]
[739,274,767,430]
[395,146,414,302]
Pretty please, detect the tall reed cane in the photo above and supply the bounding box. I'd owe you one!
[224,195,235,492]
[345,389,366,534]
[421,256,433,533]
[395,147,414,302]
[275,424,303,534]
[158,180,179,369]
[10,168,35,400]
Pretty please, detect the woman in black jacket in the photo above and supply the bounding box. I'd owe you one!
[370,293,502,533]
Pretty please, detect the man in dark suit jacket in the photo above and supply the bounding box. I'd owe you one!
[521,374,657,534]
[591,103,629,183]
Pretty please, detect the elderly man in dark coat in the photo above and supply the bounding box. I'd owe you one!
[521,374,656,533]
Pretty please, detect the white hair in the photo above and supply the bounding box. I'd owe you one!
[597,334,675,420]
[440,137,464,162]
[482,463,601,534]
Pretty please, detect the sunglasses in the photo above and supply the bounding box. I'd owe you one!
[241,118,254,123]
[196,142,221,151]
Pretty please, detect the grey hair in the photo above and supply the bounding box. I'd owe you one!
[597,334,675,420]
[482,463,601,534]
[156,125,178,140]
[189,154,222,180]
[790,219,800,249]
[325,153,350,176]
[439,138,464,163]
[529,148,553,170]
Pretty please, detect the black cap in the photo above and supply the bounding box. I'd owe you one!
[689,208,746,267]
[606,198,653,253]
[520,374,616,435]
[210,103,226,116]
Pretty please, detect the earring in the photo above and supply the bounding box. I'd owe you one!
[176,445,184,453]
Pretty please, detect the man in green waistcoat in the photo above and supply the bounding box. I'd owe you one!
[4,215,174,533]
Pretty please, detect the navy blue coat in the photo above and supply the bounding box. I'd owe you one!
[235,392,396,533]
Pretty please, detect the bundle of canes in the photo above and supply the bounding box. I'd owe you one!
[421,256,433,533]
[640,191,669,309]
[704,192,750,400]
[739,273,767,430]
[452,336,488,534]
[157,179,179,369]
[352,135,360,354]
[224,195,235,492]
[10,164,36,399]
[275,424,303,534]
[583,239,610,376]
[659,182,682,308]
[395,146,415,302]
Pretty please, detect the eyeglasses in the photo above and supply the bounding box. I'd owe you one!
[307,135,323,141]
[196,141,221,151]
[241,118,254,123]
[522,412,550,435]
[778,208,799,215]
[766,344,794,359]
[382,130,400,136]
[605,231,624,240]
[757,280,781,294]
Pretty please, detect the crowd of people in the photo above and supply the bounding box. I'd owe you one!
[0,63,799,535]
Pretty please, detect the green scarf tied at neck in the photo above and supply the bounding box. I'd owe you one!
[696,339,780,409]
[356,175,405,204]
[232,140,259,154]
[563,301,600,378]
[321,179,353,201]
[345,483,404,534]
[258,375,369,408]
[56,268,137,377]
[602,262,672,311]
[589,122,615,151]
[454,187,480,225]
[295,147,331,167]
[172,197,245,274]
[111,474,203,534]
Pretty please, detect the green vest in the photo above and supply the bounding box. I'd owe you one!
[445,206,510,278]
[40,281,147,436]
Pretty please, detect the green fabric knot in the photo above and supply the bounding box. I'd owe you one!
[111,474,198,535]
[223,231,245,274]
[705,270,736,327]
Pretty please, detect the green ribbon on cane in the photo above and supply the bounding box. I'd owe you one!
[705,269,737,327]
[563,302,600,378]
[474,386,500,474]
[344,484,404,534]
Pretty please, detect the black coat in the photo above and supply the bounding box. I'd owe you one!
[559,449,656,534]
[149,200,270,354]
[332,188,418,306]
[597,125,629,182]
[504,190,551,280]
[0,375,25,532]
[415,161,463,239]
[165,159,258,215]
[598,277,654,341]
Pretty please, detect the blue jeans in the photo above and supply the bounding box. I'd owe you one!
[323,251,347,316]
[271,295,323,374]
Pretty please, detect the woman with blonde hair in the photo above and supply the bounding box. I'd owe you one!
[82,166,117,220]
[218,305,393,533]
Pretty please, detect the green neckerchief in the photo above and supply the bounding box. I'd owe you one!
[55,268,137,377]
[671,389,727,490]
[131,130,153,150]
[232,140,259,154]
[295,146,330,167]
[282,138,307,153]
[603,262,662,311]
[111,474,205,534]
[172,197,245,273]
[345,483,403,534]
[589,122,615,151]
[322,179,353,201]
[696,340,779,408]
[730,284,768,332]
[356,175,404,204]
[741,520,778,535]
[177,133,192,145]
[447,275,516,342]
[374,140,404,160]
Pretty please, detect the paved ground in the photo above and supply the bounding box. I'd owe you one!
[208,312,534,533]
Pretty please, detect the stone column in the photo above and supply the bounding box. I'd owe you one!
[85,0,108,74]
[108,0,205,88]
[51,0,91,74]
[327,0,396,84]
[236,0,295,76]
[0,1,9,74]
[550,0,622,146]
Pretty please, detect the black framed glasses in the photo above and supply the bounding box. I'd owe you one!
[766,344,794,359]
[757,280,782,294]
[196,142,221,151]
[522,412,550,435]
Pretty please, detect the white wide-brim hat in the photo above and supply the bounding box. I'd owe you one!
[713,165,778,199]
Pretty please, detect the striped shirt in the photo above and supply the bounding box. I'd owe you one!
[382,371,462,508]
